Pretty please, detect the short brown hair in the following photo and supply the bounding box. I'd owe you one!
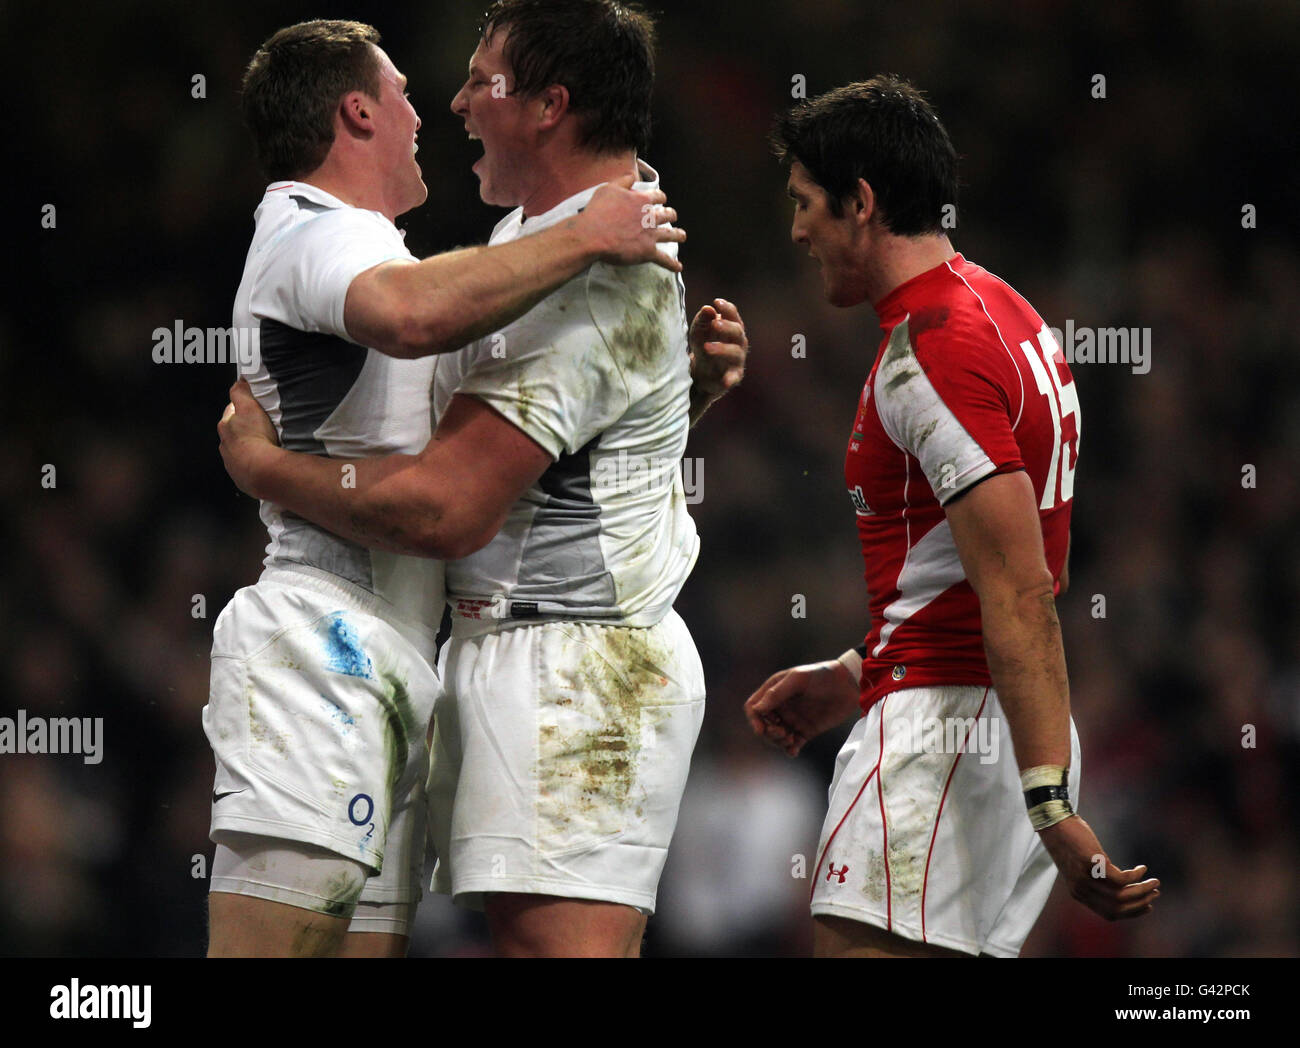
[241,19,383,181]
[480,0,656,156]
[771,75,958,235]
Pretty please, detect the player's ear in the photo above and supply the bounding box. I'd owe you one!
[535,83,570,132]
[851,177,876,226]
[339,90,375,137]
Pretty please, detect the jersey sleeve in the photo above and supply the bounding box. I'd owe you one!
[249,208,414,343]
[450,266,633,460]
[874,316,1024,504]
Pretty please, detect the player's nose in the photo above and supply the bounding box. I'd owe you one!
[450,84,468,116]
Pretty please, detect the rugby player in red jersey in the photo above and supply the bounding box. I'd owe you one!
[745,77,1159,957]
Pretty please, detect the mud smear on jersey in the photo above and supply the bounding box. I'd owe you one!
[538,627,673,848]
[880,320,922,395]
[607,269,677,375]
[913,418,938,451]
[908,306,949,338]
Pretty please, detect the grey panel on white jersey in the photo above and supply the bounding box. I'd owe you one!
[434,162,699,628]
[232,181,444,636]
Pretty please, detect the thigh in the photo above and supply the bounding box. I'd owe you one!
[813,914,970,958]
[484,893,648,958]
[207,834,370,957]
[338,927,410,958]
[208,893,353,958]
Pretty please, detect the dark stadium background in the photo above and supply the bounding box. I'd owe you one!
[4,0,1297,957]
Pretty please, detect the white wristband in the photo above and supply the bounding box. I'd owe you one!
[836,648,863,685]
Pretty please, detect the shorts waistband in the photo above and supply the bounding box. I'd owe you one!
[447,597,670,638]
[261,564,438,646]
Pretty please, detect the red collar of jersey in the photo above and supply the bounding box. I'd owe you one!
[875,252,967,324]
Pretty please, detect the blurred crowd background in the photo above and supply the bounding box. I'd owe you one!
[3,0,1296,957]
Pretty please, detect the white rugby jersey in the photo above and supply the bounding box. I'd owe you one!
[233,180,444,635]
[434,162,699,629]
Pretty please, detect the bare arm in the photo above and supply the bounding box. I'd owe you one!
[946,470,1159,920]
[219,384,551,560]
[944,470,1070,768]
[347,176,684,359]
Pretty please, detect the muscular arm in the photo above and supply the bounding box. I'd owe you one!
[347,179,682,359]
[225,388,551,560]
[944,470,1071,768]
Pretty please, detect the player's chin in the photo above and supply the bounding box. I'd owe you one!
[824,280,851,308]
[825,277,866,309]
[397,179,429,218]
[477,177,508,208]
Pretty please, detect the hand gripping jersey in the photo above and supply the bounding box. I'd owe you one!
[433,161,699,629]
[232,181,444,638]
[846,254,1080,710]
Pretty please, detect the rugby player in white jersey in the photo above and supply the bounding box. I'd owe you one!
[205,17,691,959]
[745,78,1158,957]
[219,2,747,957]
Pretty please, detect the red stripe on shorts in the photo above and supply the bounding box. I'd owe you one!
[810,708,882,904]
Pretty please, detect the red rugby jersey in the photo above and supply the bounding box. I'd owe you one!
[847,254,1080,711]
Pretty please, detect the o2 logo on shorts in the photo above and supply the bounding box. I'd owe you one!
[348,793,376,843]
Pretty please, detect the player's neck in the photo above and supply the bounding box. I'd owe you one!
[518,150,639,219]
[296,156,403,223]
[868,235,957,309]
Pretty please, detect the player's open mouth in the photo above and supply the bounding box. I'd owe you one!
[467,130,486,173]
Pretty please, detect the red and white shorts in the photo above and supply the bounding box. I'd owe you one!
[810,684,1081,957]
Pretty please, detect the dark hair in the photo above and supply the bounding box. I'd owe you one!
[480,0,656,155]
[770,75,958,235]
[241,19,383,181]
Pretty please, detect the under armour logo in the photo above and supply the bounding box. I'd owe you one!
[826,861,850,884]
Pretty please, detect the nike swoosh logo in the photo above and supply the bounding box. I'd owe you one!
[212,789,244,803]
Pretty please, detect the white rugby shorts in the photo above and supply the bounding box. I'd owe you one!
[427,609,705,913]
[810,684,1082,956]
[203,566,439,909]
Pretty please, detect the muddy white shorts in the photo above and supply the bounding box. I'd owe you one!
[203,566,440,909]
[810,684,1082,956]
[427,609,706,914]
